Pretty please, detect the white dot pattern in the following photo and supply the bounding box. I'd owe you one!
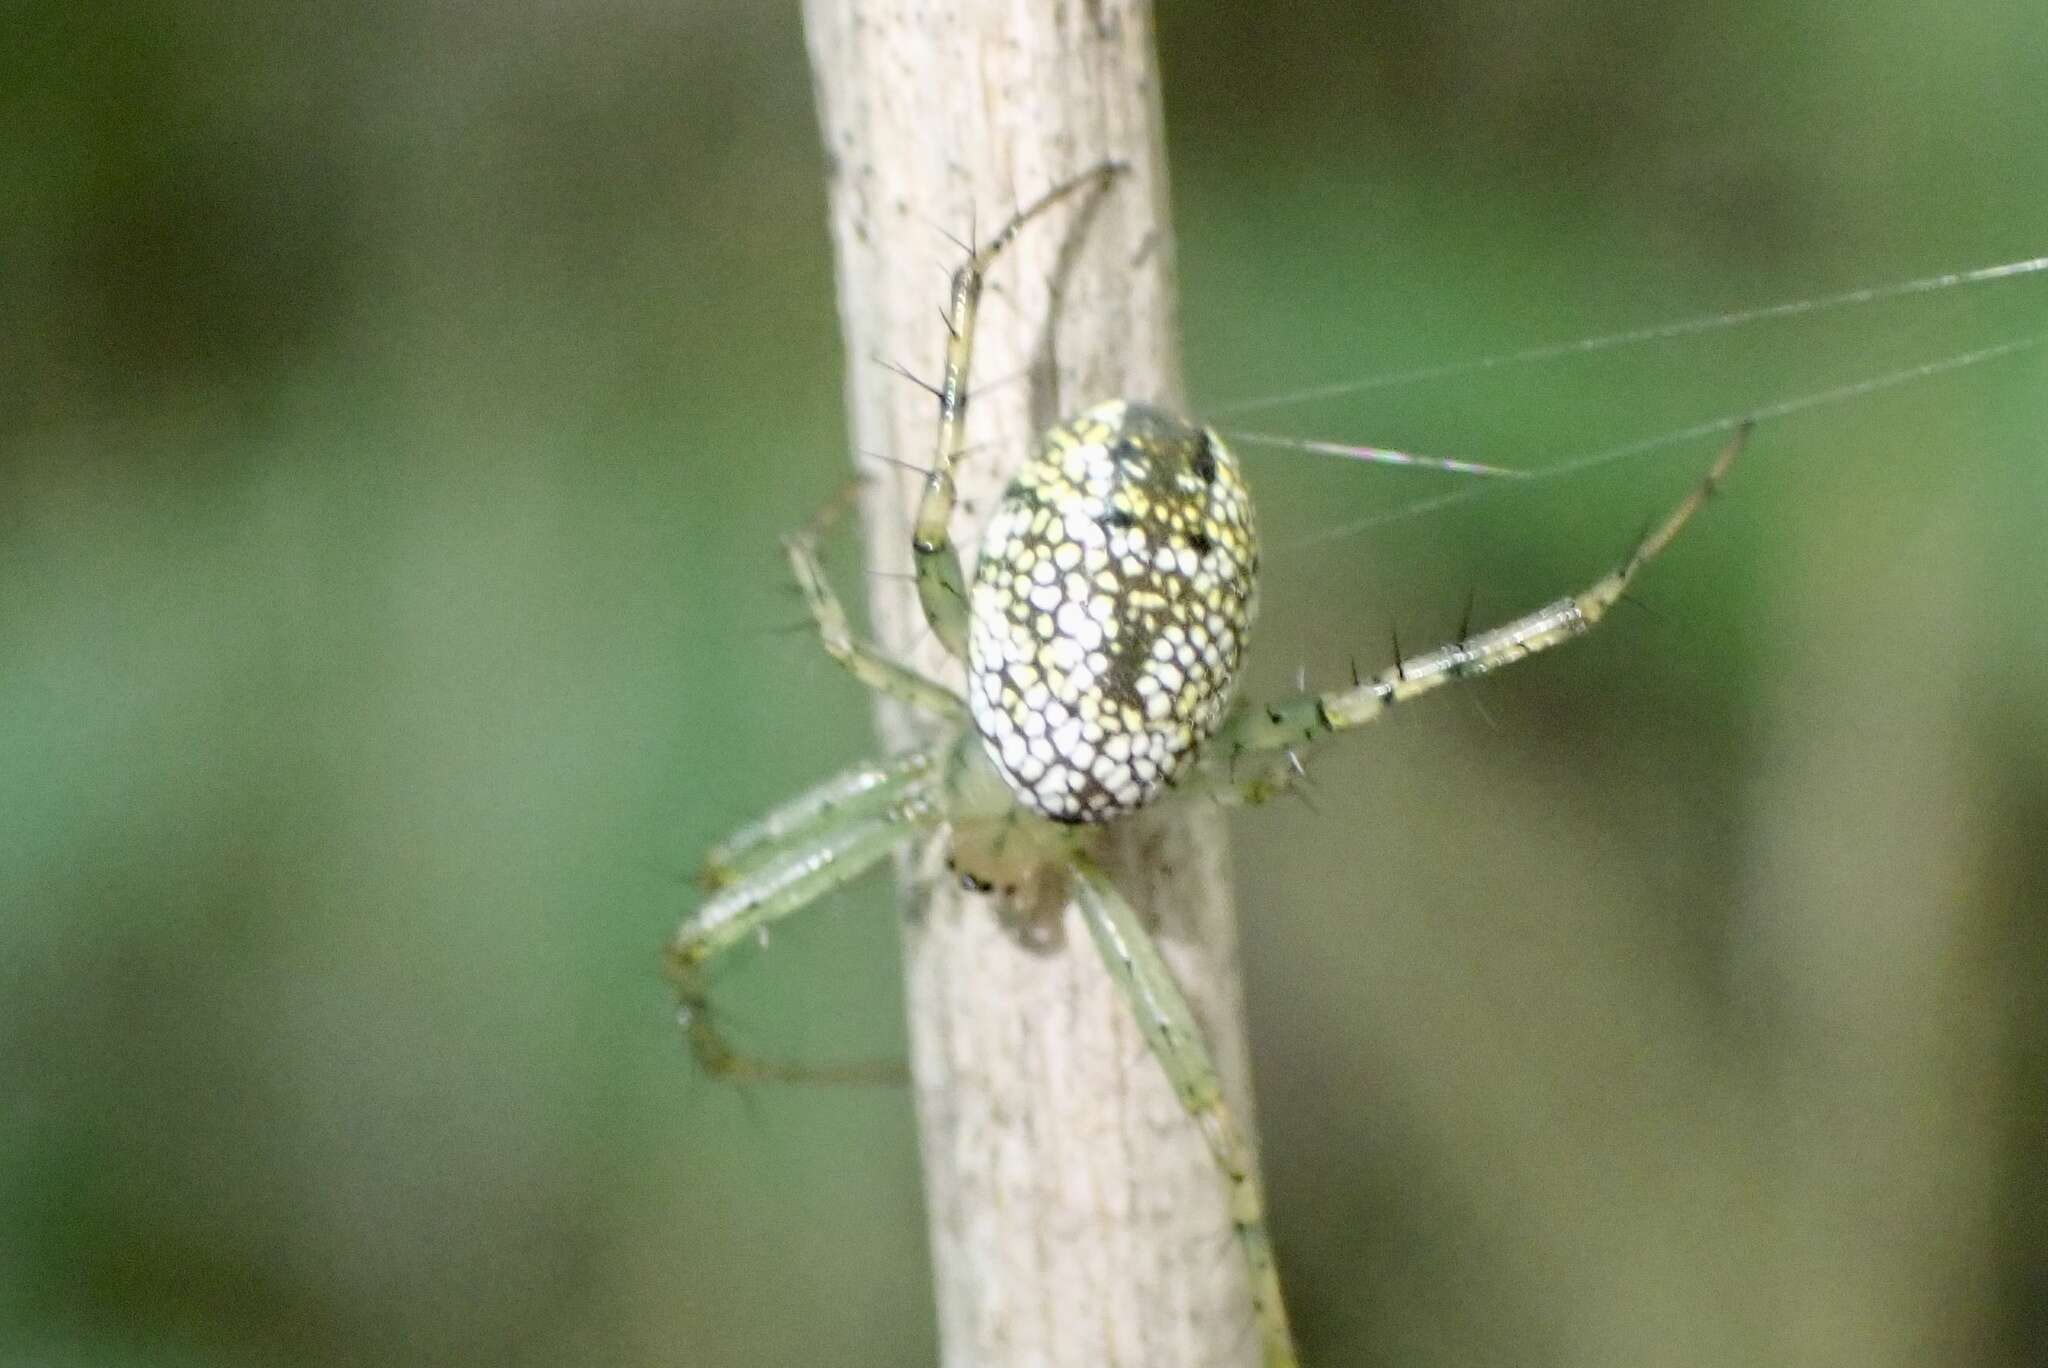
[966,400,1259,823]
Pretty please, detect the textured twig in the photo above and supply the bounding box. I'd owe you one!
[802,3,1268,1365]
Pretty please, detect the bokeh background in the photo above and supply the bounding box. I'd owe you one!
[6,2,2046,1365]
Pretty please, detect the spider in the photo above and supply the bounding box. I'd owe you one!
[665,161,1747,1368]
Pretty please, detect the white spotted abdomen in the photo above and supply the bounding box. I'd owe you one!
[965,400,1258,823]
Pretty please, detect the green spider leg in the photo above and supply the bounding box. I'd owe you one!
[669,421,983,1084]
[910,159,1125,660]
[1200,422,1751,802]
[1070,856,1297,1368]
[697,746,942,892]
[785,481,966,722]
[669,748,944,1085]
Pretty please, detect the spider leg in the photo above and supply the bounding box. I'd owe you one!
[1201,422,1749,803]
[1070,856,1298,1368]
[671,765,942,1085]
[785,482,966,720]
[911,160,1124,660]
[698,746,943,891]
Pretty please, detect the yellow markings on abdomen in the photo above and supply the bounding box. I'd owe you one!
[966,400,1258,823]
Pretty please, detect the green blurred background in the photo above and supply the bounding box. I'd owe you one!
[6,2,2046,1364]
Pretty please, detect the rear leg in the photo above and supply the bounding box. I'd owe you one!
[910,161,1126,660]
[1198,423,1750,801]
[785,480,965,720]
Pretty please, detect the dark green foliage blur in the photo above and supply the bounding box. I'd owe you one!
[6,2,2045,1365]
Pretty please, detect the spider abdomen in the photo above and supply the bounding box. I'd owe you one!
[966,400,1258,823]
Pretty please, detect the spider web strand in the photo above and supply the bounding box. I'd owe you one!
[1280,330,2048,553]
[1212,253,2048,418]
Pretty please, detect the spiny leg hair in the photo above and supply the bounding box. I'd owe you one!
[1203,421,1751,802]
[910,160,1127,661]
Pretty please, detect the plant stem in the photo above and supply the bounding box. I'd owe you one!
[803,3,1271,1364]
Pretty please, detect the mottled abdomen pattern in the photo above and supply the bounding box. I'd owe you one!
[966,400,1258,822]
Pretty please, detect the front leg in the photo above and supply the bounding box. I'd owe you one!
[1070,856,1298,1368]
[698,748,942,892]
[671,767,939,1085]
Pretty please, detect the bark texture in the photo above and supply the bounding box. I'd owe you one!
[802,4,1267,1365]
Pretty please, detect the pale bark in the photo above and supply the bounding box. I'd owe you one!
[802,4,1267,1365]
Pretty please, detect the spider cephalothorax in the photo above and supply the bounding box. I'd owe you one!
[967,399,1256,822]
[668,162,1743,1368]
